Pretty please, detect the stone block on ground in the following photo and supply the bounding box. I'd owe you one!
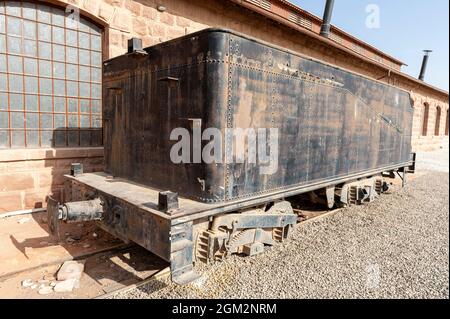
[38,286,53,295]
[57,261,85,281]
[54,278,79,293]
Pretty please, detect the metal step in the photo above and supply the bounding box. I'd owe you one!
[195,231,211,264]
[273,227,284,242]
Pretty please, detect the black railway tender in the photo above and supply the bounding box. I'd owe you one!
[47,29,416,284]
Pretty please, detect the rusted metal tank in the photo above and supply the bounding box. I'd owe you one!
[48,29,415,284]
[102,28,413,203]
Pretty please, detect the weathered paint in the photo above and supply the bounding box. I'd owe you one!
[103,28,413,204]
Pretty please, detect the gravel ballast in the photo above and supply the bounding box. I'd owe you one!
[116,152,449,299]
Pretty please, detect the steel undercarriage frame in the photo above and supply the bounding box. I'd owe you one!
[45,29,418,285]
[47,157,415,284]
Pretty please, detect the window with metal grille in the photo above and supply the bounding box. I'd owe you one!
[372,55,383,64]
[352,43,365,55]
[422,103,430,136]
[247,0,272,11]
[0,1,102,148]
[445,109,449,136]
[329,32,343,44]
[435,106,442,136]
[287,12,313,30]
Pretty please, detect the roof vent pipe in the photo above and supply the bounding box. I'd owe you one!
[320,0,335,38]
[418,50,432,81]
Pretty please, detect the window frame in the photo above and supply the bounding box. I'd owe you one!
[421,103,430,137]
[0,0,104,149]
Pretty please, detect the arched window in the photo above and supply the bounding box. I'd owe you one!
[0,1,103,148]
[434,106,442,136]
[445,109,449,136]
[421,103,430,136]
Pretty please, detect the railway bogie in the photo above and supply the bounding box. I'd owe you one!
[47,29,415,284]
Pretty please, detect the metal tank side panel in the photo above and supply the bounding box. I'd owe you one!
[224,32,413,200]
[103,31,229,203]
[103,29,413,204]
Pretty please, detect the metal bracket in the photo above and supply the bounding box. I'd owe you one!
[158,191,179,215]
[47,196,62,238]
[408,153,417,173]
[196,202,297,262]
[157,77,180,83]
[127,38,148,57]
[70,163,83,177]
[170,221,201,285]
[396,170,407,187]
[325,186,335,209]
[211,212,297,232]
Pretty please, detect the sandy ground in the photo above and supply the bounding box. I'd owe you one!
[116,150,449,299]
[416,147,449,173]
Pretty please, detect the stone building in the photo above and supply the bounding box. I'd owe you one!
[0,0,448,213]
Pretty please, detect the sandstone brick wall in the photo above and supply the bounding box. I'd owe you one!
[0,148,103,213]
[64,0,210,58]
[410,93,449,152]
[66,0,449,152]
[0,0,448,213]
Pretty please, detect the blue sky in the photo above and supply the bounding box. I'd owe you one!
[291,0,449,91]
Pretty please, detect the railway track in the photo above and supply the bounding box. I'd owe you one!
[0,177,412,299]
[0,224,168,299]
[93,205,346,299]
[0,204,340,299]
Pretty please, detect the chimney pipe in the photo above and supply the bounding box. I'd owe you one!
[418,50,432,81]
[320,0,335,38]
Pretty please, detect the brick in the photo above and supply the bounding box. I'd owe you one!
[111,9,132,32]
[0,173,34,192]
[109,29,124,46]
[167,27,185,39]
[132,16,149,36]
[2,148,93,162]
[0,192,23,213]
[36,170,52,189]
[191,21,209,30]
[142,6,157,20]
[185,27,200,35]
[149,23,166,37]
[80,163,93,173]
[38,168,67,189]
[109,45,127,58]
[104,0,125,6]
[56,158,84,169]
[81,162,103,174]
[91,165,105,172]
[1,160,54,172]
[26,148,56,161]
[66,0,82,6]
[24,190,49,209]
[98,2,115,22]
[0,149,28,162]
[4,161,28,172]
[88,157,104,166]
[26,159,55,170]
[87,147,104,157]
[124,0,142,16]
[53,148,90,159]
[176,16,192,27]
[82,0,100,16]
[159,12,175,26]
[142,36,157,48]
